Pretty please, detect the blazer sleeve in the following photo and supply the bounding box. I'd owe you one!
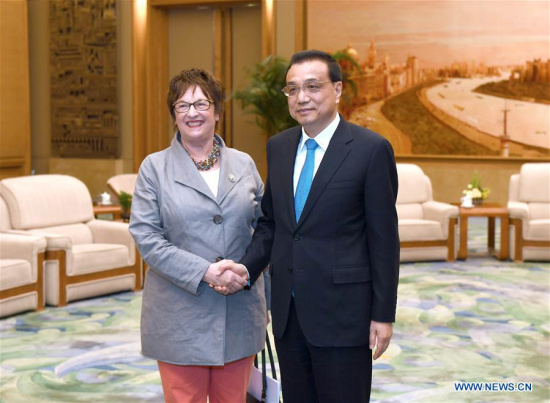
[364,138,400,322]
[250,156,264,229]
[240,140,275,284]
[129,157,211,295]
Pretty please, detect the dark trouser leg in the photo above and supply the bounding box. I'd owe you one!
[275,298,372,403]
[309,341,371,403]
[274,299,319,403]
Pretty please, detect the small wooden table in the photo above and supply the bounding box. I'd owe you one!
[93,204,122,221]
[455,202,509,260]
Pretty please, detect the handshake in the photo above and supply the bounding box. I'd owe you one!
[204,259,249,295]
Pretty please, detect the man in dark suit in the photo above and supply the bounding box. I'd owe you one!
[218,50,399,403]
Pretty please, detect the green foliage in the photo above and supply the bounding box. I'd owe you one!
[331,50,361,96]
[118,191,132,211]
[464,171,490,200]
[331,50,362,118]
[381,82,499,156]
[233,55,297,136]
[469,171,483,189]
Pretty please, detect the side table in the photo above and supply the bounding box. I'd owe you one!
[455,202,509,260]
[93,204,122,221]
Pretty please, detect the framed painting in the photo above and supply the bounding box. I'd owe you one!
[306,0,549,158]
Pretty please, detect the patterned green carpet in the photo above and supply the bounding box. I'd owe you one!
[1,219,549,402]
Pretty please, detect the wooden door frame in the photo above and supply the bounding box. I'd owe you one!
[132,0,274,171]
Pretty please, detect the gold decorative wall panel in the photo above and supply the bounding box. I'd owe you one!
[50,0,118,158]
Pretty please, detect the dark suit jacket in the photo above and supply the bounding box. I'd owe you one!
[241,117,400,347]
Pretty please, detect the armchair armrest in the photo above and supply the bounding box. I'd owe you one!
[4,229,72,250]
[0,233,47,260]
[422,201,459,222]
[28,231,72,250]
[507,201,528,220]
[87,219,135,255]
[422,201,459,240]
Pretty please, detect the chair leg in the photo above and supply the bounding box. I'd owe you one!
[36,252,45,311]
[132,248,142,291]
[511,219,524,262]
[447,218,457,262]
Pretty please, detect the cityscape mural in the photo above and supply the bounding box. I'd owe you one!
[308,0,550,158]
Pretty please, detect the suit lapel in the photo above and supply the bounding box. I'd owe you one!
[217,137,243,205]
[297,119,353,227]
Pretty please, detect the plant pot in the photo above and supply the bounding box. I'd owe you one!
[121,208,131,222]
[472,198,483,206]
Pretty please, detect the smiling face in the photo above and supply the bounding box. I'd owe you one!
[286,60,342,137]
[175,86,219,146]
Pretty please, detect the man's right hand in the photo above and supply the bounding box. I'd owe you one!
[203,260,248,295]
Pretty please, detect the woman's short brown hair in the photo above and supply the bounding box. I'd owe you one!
[167,68,225,124]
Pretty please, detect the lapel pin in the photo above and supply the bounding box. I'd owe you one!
[228,174,235,182]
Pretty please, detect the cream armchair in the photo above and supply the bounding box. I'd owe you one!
[0,232,46,317]
[106,174,137,198]
[397,164,458,262]
[0,174,142,306]
[508,163,550,262]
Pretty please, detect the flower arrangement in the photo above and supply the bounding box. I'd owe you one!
[463,171,490,204]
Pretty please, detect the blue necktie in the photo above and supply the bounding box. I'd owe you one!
[295,139,319,222]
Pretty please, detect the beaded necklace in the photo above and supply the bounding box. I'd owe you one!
[183,137,221,171]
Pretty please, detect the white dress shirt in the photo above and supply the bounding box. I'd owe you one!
[293,114,340,195]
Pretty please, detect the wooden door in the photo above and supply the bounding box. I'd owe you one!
[0,0,31,179]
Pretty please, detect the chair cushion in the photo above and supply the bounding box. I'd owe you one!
[71,244,132,276]
[399,219,445,241]
[0,260,33,290]
[397,204,424,220]
[0,174,94,230]
[526,219,550,241]
[519,163,550,203]
[396,164,432,204]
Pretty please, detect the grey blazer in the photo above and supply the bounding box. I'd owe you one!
[129,134,266,365]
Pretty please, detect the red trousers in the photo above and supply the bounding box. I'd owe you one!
[157,355,255,403]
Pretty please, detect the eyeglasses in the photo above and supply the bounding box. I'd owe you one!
[173,99,214,113]
[281,81,334,97]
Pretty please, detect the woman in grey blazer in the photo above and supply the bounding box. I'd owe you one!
[129,68,266,402]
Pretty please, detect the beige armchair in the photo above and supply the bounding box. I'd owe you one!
[397,164,458,262]
[106,174,137,198]
[0,174,142,306]
[0,232,46,318]
[508,163,550,262]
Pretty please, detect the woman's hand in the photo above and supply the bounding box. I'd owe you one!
[204,260,248,295]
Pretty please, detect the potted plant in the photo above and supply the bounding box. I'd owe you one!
[118,191,132,222]
[233,55,297,137]
[331,49,362,119]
